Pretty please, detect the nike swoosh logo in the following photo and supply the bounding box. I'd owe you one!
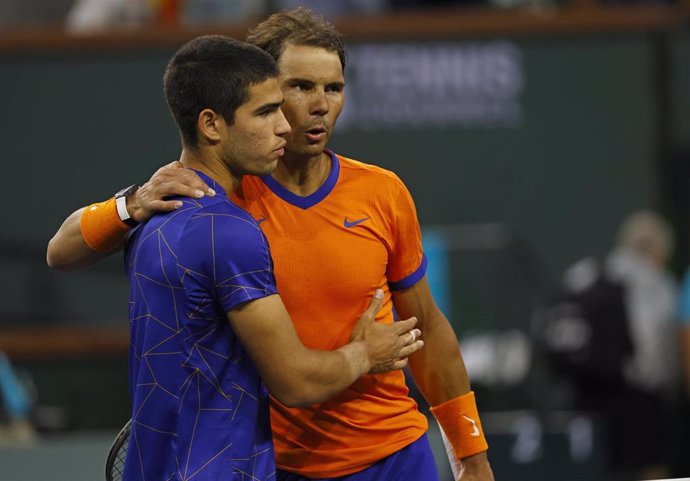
[255,216,266,224]
[462,415,480,437]
[344,217,369,228]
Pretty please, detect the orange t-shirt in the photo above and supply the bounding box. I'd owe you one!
[233,152,428,478]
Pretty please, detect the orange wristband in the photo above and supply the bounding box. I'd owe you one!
[430,391,488,459]
[80,198,130,253]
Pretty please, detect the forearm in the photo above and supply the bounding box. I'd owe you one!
[392,278,472,402]
[392,276,473,402]
[233,293,418,408]
[410,310,493,479]
[279,341,370,406]
[408,308,470,405]
[46,207,123,271]
[393,278,491,478]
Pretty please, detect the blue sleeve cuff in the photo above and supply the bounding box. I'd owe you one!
[388,254,428,291]
[221,284,278,313]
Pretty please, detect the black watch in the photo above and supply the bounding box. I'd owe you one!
[114,184,140,226]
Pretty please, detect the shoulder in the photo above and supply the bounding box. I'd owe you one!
[176,197,271,271]
[187,196,263,241]
[335,154,408,194]
[192,195,257,224]
[337,154,402,183]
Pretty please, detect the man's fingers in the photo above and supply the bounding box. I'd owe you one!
[362,289,384,319]
[388,358,409,370]
[406,329,421,345]
[152,165,216,197]
[149,180,210,200]
[162,160,183,169]
[371,358,409,374]
[175,171,215,196]
[397,340,424,358]
[147,199,184,212]
[393,316,418,334]
[159,181,206,199]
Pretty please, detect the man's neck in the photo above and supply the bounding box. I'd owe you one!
[271,150,331,197]
[179,149,240,197]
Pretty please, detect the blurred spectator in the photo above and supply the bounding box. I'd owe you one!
[184,0,266,26]
[65,0,267,34]
[0,351,35,447]
[273,0,387,17]
[544,210,679,481]
[65,0,153,33]
[390,0,484,8]
[607,211,679,397]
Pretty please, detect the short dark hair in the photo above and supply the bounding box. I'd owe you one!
[163,35,278,148]
[246,7,347,71]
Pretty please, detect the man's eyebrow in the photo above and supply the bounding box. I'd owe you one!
[285,77,314,84]
[253,99,284,115]
[285,77,345,87]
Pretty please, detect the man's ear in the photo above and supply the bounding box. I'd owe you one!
[197,109,223,145]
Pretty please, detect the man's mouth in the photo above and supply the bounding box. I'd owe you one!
[304,126,327,143]
[273,141,287,156]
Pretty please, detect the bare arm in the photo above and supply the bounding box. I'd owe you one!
[46,207,114,271]
[46,161,213,270]
[393,276,493,481]
[393,276,469,402]
[228,292,422,407]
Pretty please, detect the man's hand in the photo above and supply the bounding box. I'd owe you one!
[350,290,423,374]
[127,161,215,223]
[456,452,494,480]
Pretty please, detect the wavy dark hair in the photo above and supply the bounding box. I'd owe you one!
[246,7,347,71]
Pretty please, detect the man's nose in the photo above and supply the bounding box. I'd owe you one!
[275,108,291,135]
[309,90,329,116]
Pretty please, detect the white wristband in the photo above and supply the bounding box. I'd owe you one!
[115,195,131,223]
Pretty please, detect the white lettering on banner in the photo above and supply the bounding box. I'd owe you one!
[338,41,524,130]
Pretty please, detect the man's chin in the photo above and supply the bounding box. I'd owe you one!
[290,142,327,158]
[263,159,279,175]
[245,160,278,177]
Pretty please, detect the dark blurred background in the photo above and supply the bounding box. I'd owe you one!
[1,1,690,480]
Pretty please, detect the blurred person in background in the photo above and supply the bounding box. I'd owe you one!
[606,211,679,405]
[0,351,35,447]
[65,0,266,33]
[390,0,485,8]
[546,210,679,481]
[65,0,153,32]
[47,7,494,481]
[273,0,387,17]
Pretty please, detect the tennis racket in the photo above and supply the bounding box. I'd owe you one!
[105,419,131,481]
